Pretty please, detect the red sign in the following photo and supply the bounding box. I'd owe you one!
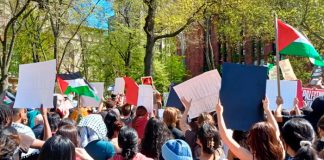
[302,88,324,107]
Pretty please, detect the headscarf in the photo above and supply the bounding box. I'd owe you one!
[78,114,107,147]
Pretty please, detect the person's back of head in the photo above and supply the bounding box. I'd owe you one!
[282,118,316,159]
[247,122,284,160]
[58,118,76,129]
[105,110,123,139]
[161,139,193,160]
[118,126,138,160]
[38,135,76,160]
[141,118,173,159]
[12,108,27,124]
[314,115,324,159]
[197,112,215,126]
[121,104,131,117]
[163,107,178,128]
[0,105,13,127]
[0,126,19,160]
[56,124,79,147]
[48,112,61,132]
[197,122,221,155]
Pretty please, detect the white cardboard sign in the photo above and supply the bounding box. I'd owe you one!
[113,77,125,95]
[137,85,154,113]
[14,60,56,108]
[266,80,297,110]
[174,69,221,119]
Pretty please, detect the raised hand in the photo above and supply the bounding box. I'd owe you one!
[180,97,192,111]
[276,96,283,106]
[216,99,223,115]
[262,97,270,112]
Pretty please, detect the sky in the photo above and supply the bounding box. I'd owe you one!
[73,0,114,30]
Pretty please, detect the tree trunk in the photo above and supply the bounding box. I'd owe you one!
[144,37,155,76]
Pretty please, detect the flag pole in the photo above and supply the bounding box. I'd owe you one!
[274,12,281,97]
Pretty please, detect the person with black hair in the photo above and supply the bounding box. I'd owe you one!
[140,118,173,159]
[197,123,225,160]
[104,109,123,153]
[112,126,153,160]
[58,118,76,128]
[0,104,14,128]
[0,126,20,160]
[38,135,76,160]
[313,115,324,159]
[48,112,61,134]
[281,118,318,160]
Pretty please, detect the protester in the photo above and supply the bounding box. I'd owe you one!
[120,104,135,126]
[161,139,193,160]
[282,118,318,160]
[140,118,173,159]
[79,114,115,160]
[132,106,149,140]
[216,98,285,160]
[197,123,225,160]
[58,118,77,128]
[163,107,185,140]
[112,126,153,160]
[56,125,80,147]
[48,112,61,134]
[314,115,324,159]
[12,108,39,159]
[38,135,76,160]
[104,109,123,153]
[0,126,20,160]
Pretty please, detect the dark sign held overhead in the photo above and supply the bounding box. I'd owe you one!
[220,63,267,131]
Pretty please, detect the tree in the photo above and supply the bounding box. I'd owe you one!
[44,0,102,72]
[0,0,35,92]
[143,0,206,76]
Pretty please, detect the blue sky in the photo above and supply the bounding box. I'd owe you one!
[73,0,114,30]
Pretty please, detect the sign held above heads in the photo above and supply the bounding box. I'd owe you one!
[113,77,125,95]
[220,63,267,131]
[266,80,297,111]
[141,76,153,86]
[173,69,221,119]
[137,85,154,113]
[279,59,297,80]
[14,60,56,108]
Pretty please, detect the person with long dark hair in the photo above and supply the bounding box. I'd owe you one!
[314,115,324,159]
[56,125,80,147]
[38,135,76,160]
[216,98,284,160]
[140,118,173,159]
[197,123,225,160]
[0,126,20,160]
[282,118,318,160]
[112,127,153,160]
[104,109,123,153]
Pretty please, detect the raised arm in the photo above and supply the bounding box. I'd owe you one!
[263,97,280,138]
[40,105,52,140]
[274,96,283,122]
[292,98,301,116]
[179,97,191,133]
[216,101,253,160]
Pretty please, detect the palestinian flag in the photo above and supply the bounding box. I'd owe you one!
[277,19,324,66]
[3,91,15,105]
[57,72,99,101]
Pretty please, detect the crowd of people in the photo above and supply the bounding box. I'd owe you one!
[0,92,323,160]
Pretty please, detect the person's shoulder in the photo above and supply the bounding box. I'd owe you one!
[134,153,154,160]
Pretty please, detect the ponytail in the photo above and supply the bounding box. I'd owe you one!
[294,141,318,160]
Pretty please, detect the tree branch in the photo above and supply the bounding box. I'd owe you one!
[154,3,206,41]
[301,22,324,41]
[57,0,101,72]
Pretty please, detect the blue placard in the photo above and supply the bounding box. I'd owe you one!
[166,84,184,112]
[220,63,267,131]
